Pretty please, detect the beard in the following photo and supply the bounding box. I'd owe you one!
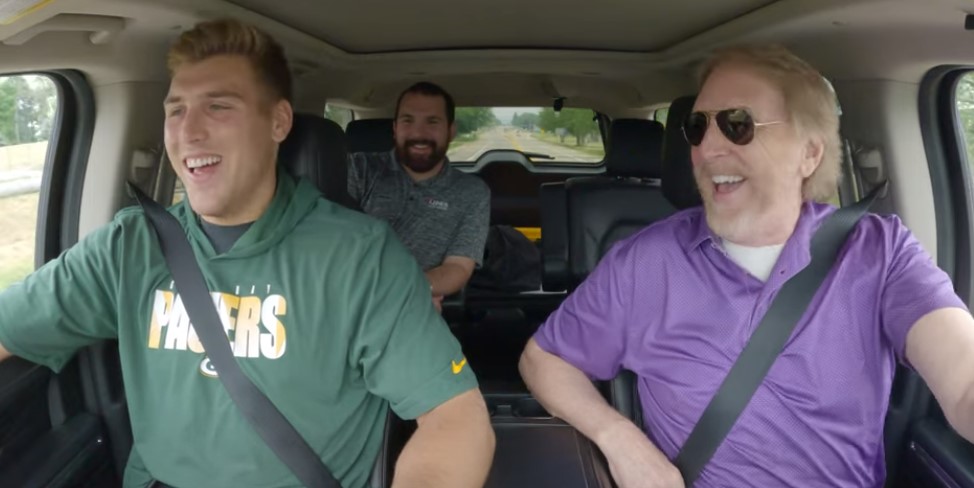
[697,177,801,246]
[703,200,761,243]
[396,139,447,174]
[694,168,761,243]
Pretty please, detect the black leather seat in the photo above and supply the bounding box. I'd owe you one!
[661,96,702,210]
[278,113,358,210]
[540,118,676,290]
[346,118,394,154]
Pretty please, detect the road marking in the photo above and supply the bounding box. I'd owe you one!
[504,132,525,152]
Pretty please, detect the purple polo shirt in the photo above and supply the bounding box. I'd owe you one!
[534,201,966,487]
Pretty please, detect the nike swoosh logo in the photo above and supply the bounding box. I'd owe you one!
[451,358,467,375]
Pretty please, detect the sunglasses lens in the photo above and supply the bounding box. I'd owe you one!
[683,112,709,146]
[716,108,755,145]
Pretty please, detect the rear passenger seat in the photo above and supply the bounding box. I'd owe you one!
[346,118,394,154]
[540,118,676,290]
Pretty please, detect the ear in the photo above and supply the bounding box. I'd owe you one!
[800,136,824,178]
[449,122,457,143]
[271,100,293,143]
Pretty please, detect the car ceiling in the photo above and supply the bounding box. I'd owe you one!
[1,0,974,115]
[224,0,779,54]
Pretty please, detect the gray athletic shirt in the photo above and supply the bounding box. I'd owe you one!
[347,150,490,270]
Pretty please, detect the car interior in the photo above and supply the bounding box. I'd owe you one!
[1,0,974,486]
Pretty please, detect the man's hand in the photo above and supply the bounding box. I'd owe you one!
[520,339,682,488]
[596,419,685,488]
[432,295,444,313]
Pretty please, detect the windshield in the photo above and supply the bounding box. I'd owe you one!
[446,107,604,163]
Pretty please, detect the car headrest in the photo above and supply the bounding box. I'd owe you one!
[278,113,358,210]
[604,119,665,179]
[347,118,394,154]
[661,96,702,209]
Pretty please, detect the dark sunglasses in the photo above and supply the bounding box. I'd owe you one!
[682,108,784,146]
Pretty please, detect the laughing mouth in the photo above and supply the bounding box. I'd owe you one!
[407,141,435,151]
[712,174,746,194]
[185,155,222,173]
[712,175,744,185]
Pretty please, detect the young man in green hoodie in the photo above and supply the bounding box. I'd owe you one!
[0,18,494,488]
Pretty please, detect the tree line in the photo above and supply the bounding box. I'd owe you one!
[0,75,57,147]
[512,108,600,146]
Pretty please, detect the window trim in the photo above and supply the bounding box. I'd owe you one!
[919,66,973,304]
[0,70,91,276]
[4,70,98,269]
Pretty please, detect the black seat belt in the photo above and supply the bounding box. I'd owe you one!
[674,182,887,485]
[129,183,342,488]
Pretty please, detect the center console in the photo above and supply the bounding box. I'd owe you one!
[483,392,614,488]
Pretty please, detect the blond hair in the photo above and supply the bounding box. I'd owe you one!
[699,44,841,202]
[167,18,292,103]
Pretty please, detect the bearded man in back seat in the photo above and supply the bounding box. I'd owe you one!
[348,82,491,313]
[519,44,974,487]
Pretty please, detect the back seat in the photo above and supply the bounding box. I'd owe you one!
[346,118,394,154]
[477,158,570,228]
[540,118,675,290]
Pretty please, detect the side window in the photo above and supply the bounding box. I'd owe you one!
[324,103,354,130]
[955,72,974,163]
[652,106,669,126]
[0,74,58,291]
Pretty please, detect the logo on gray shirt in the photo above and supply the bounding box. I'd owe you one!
[425,197,449,211]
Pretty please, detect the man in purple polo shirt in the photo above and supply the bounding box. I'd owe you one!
[520,44,974,487]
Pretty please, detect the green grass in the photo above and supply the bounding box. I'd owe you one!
[454,132,479,143]
[447,131,481,157]
[532,132,605,159]
[0,259,33,291]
